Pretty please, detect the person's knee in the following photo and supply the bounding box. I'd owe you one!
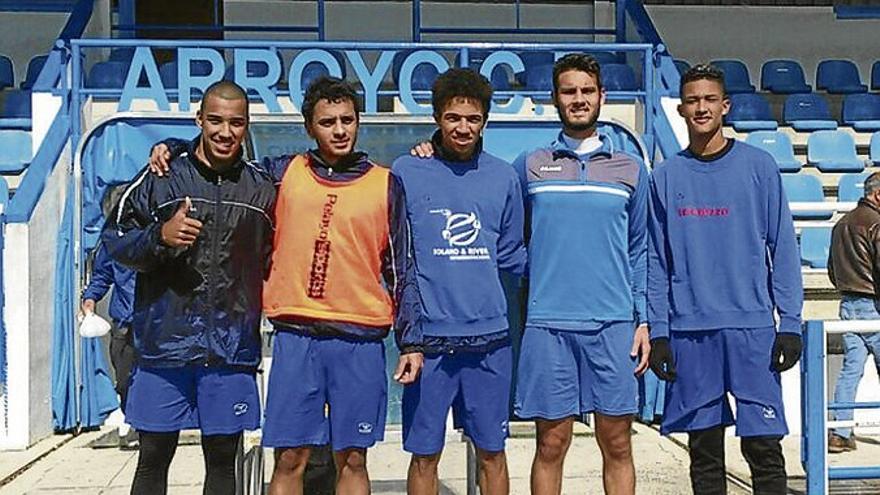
[202,434,239,468]
[597,429,632,463]
[741,436,783,465]
[410,453,441,476]
[273,447,311,476]
[536,426,572,464]
[476,449,507,473]
[335,448,368,475]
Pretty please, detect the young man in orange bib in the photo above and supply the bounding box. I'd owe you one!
[149,77,423,495]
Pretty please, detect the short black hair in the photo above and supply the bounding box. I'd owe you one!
[101,183,128,218]
[553,53,602,93]
[680,63,727,96]
[302,76,360,125]
[199,80,248,113]
[431,68,493,119]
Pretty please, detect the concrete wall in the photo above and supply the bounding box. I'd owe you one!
[0,12,66,84]
[648,5,880,87]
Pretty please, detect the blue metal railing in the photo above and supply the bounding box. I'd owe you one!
[801,320,880,494]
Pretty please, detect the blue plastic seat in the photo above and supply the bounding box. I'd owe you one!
[711,59,755,94]
[842,93,880,132]
[601,63,637,91]
[108,48,135,63]
[782,174,832,220]
[673,59,690,76]
[800,227,832,269]
[87,61,128,89]
[0,89,32,129]
[161,59,221,89]
[745,131,802,172]
[20,54,47,90]
[872,61,880,91]
[783,94,837,131]
[0,55,13,90]
[518,51,554,92]
[837,173,870,203]
[871,132,880,166]
[816,60,867,94]
[592,52,620,65]
[761,60,811,94]
[0,129,31,174]
[725,93,778,132]
[807,130,865,172]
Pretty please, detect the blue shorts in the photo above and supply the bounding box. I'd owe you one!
[514,322,639,419]
[262,332,387,451]
[125,365,260,435]
[402,344,512,455]
[661,327,788,437]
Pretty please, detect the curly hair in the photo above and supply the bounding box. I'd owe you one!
[431,68,493,118]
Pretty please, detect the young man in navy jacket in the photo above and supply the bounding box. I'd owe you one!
[104,81,276,495]
[647,64,803,495]
[394,68,528,495]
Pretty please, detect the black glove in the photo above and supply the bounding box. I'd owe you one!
[649,337,676,382]
[771,333,802,372]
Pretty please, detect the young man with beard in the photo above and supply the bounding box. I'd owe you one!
[148,77,422,495]
[393,68,528,495]
[511,53,650,495]
[647,64,803,495]
[104,81,276,495]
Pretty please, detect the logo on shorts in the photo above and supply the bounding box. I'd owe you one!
[762,406,776,420]
[358,422,373,434]
[233,402,249,416]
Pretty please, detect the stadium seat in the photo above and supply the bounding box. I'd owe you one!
[725,93,778,132]
[872,61,880,91]
[0,89,32,128]
[807,130,865,172]
[0,55,13,90]
[871,132,880,166]
[761,60,811,94]
[781,174,832,220]
[783,93,837,131]
[108,48,135,63]
[601,63,637,91]
[837,173,870,203]
[20,54,47,90]
[842,93,880,132]
[592,51,619,65]
[518,51,554,92]
[816,59,868,94]
[87,61,128,88]
[0,129,31,174]
[710,59,755,94]
[745,131,801,172]
[673,59,690,76]
[799,227,832,269]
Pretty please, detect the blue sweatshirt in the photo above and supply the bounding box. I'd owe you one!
[392,138,527,339]
[647,140,803,339]
[512,131,648,330]
[82,242,136,326]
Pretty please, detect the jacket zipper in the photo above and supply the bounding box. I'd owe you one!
[206,175,222,366]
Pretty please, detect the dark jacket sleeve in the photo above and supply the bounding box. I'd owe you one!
[82,243,114,302]
[101,168,182,272]
[259,154,297,183]
[160,137,189,158]
[827,225,837,288]
[383,174,423,353]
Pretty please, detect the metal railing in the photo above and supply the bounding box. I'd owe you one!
[801,320,880,494]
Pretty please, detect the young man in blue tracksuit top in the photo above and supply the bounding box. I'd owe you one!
[393,68,528,495]
[511,54,650,495]
[647,64,803,495]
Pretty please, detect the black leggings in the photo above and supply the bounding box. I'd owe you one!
[131,431,241,495]
[688,427,787,495]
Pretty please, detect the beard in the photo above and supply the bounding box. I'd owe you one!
[557,106,600,133]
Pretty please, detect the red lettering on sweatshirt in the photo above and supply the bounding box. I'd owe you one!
[678,207,730,217]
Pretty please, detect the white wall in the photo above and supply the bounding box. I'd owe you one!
[648,6,880,87]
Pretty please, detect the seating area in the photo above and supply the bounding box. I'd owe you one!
[0,51,45,179]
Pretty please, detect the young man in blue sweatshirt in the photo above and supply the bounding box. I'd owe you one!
[393,68,528,495]
[509,54,649,495]
[647,64,803,495]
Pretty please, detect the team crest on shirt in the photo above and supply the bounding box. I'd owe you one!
[233,402,249,416]
[358,422,374,434]
[430,208,490,261]
[762,406,777,420]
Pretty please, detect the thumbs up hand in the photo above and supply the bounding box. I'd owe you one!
[160,197,203,248]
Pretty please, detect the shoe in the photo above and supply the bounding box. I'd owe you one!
[828,433,857,453]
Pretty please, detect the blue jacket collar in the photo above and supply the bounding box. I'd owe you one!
[549,129,615,161]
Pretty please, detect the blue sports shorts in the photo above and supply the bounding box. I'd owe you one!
[661,326,788,437]
[402,344,512,455]
[514,322,639,419]
[125,365,260,435]
[262,331,387,451]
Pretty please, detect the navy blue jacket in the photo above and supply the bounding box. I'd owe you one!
[103,139,276,368]
[82,242,136,326]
